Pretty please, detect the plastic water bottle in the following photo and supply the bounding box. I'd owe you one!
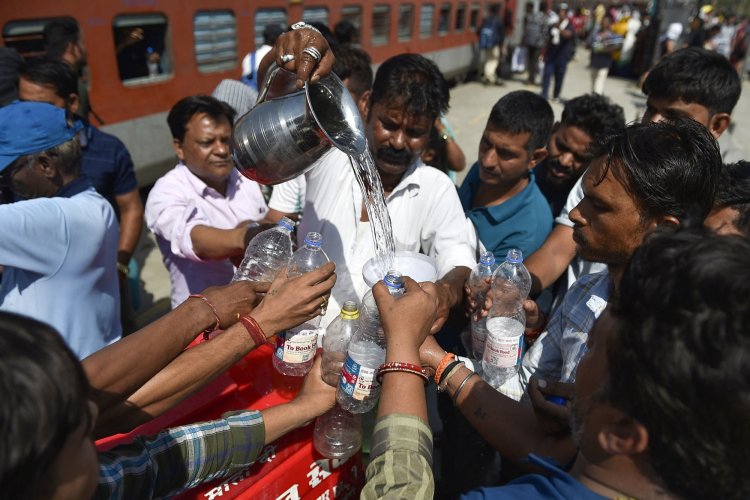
[336,271,404,414]
[232,217,294,282]
[273,232,330,376]
[468,251,498,359]
[313,404,363,460]
[321,301,360,387]
[482,249,530,388]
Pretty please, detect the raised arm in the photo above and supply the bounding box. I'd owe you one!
[525,223,576,294]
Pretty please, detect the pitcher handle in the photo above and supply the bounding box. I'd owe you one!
[256,63,282,105]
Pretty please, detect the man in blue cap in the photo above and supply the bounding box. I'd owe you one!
[0,101,121,358]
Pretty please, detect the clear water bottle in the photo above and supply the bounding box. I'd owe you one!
[321,301,360,387]
[313,404,363,460]
[482,249,530,388]
[336,271,404,414]
[468,251,498,359]
[273,232,330,377]
[232,217,294,282]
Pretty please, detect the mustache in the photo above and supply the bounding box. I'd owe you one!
[375,146,411,164]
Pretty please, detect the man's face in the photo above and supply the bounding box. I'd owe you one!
[569,156,649,266]
[19,77,67,109]
[46,401,99,500]
[570,309,618,462]
[642,96,712,130]
[543,123,593,185]
[363,99,432,178]
[477,126,536,186]
[1,156,56,199]
[705,205,743,236]
[174,113,233,187]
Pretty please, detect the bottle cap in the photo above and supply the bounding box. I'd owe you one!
[480,251,495,266]
[278,217,295,231]
[340,300,360,319]
[383,270,404,289]
[545,395,567,406]
[304,231,323,247]
[505,248,524,264]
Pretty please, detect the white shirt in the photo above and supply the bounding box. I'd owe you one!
[241,45,273,77]
[271,148,477,327]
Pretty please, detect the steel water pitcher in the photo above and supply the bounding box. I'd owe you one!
[231,63,366,185]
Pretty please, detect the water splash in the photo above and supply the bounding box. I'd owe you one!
[348,143,396,276]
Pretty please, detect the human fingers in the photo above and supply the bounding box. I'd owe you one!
[273,27,332,88]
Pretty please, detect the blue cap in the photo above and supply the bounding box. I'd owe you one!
[0,101,83,172]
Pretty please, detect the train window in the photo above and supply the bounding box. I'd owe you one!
[3,17,69,58]
[469,3,481,31]
[398,4,414,41]
[371,5,391,46]
[193,11,237,74]
[438,3,451,35]
[113,13,171,85]
[303,7,329,27]
[419,4,435,39]
[455,3,467,32]
[340,5,362,44]
[254,9,288,48]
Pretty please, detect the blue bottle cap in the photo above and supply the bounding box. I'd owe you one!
[545,395,567,406]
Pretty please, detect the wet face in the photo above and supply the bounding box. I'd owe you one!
[543,124,593,185]
[477,126,537,186]
[45,401,99,500]
[174,113,233,190]
[569,157,649,266]
[705,205,743,235]
[363,99,432,178]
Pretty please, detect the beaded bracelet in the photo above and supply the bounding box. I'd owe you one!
[238,315,268,347]
[433,352,457,385]
[189,294,221,340]
[437,360,464,392]
[452,372,476,406]
[376,362,430,385]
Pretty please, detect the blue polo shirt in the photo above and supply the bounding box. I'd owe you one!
[459,162,553,261]
[462,454,607,499]
[0,177,121,358]
[80,124,139,217]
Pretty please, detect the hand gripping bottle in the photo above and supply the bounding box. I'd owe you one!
[272,232,330,376]
[482,249,531,389]
[468,251,499,359]
[321,301,360,387]
[232,217,295,282]
[336,271,404,414]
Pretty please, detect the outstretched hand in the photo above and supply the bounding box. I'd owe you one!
[251,262,336,336]
[272,26,335,88]
[201,281,270,328]
[374,276,438,353]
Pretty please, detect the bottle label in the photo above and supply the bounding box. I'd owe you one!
[339,355,377,400]
[484,317,524,369]
[275,329,319,363]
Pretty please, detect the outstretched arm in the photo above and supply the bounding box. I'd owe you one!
[525,223,576,294]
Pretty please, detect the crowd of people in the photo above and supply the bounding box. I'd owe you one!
[0,9,749,500]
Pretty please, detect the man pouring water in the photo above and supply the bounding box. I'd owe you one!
[266,49,476,329]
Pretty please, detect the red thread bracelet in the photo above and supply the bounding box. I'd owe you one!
[238,315,268,347]
[189,294,221,340]
[376,362,430,385]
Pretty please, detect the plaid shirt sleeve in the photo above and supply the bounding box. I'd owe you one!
[95,410,265,500]
[363,414,434,500]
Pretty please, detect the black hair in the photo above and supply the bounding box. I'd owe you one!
[560,93,625,139]
[308,22,339,53]
[608,228,750,499]
[0,311,91,498]
[332,46,372,100]
[43,17,81,59]
[167,95,236,143]
[20,56,78,100]
[334,19,357,45]
[262,24,284,46]
[486,90,553,153]
[369,54,449,121]
[590,118,721,223]
[642,47,741,115]
[714,161,750,235]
